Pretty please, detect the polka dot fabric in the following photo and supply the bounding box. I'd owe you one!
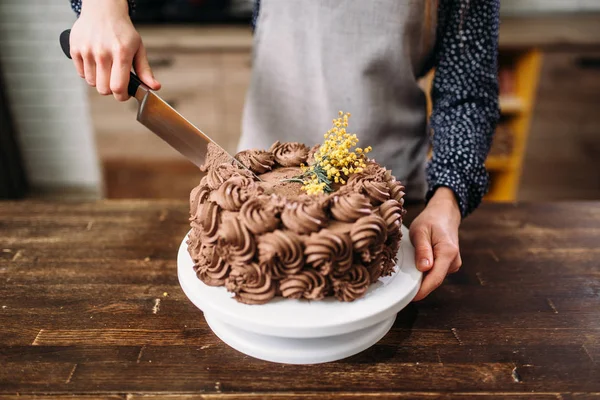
[427,0,500,217]
[70,0,135,16]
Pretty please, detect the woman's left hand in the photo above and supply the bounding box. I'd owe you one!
[409,187,462,301]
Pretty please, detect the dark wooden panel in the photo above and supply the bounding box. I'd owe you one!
[0,326,44,346]
[0,362,77,388]
[0,64,28,199]
[0,394,568,399]
[43,362,519,392]
[0,346,141,363]
[135,344,591,366]
[562,395,600,400]
[0,361,592,393]
[1,396,123,400]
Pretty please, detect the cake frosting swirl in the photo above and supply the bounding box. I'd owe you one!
[350,214,388,263]
[187,142,405,304]
[269,141,309,167]
[190,184,211,218]
[195,200,220,244]
[280,269,329,300]
[258,230,305,279]
[217,216,255,267]
[305,229,353,276]
[225,263,277,305]
[330,192,373,222]
[281,196,328,234]
[193,242,230,286]
[238,197,281,234]
[214,175,262,211]
[206,163,254,190]
[379,199,404,239]
[347,171,391,205]
[331,264,371,302]
[235,149,275,174]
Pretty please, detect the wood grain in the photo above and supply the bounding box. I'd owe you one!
[0,201,598,397]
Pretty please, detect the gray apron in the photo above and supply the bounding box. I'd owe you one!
[238,0,437,200]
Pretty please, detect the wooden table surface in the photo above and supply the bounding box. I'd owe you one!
[0,201,598,399]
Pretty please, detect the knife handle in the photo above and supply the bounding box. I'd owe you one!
[59,29,143,98]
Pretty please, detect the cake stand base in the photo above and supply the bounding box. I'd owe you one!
[178,225,420,365]
[204,313,396,364]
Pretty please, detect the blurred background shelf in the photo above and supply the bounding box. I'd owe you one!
[485,49,542,201]
[485,156,515,171]
[499,95,526,115]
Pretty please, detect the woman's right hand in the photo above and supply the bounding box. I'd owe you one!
[70,0,161,101]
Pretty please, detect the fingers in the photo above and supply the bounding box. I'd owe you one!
[410,227,434,273]
[448,252,462,274]
[133,42,161,90]
[82,51,96,87]
[413,242,459,301]
[95,51,112,96]
[70,47,85,79]
[111,50,134,102]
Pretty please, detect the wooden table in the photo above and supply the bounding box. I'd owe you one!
[0,201,598,398]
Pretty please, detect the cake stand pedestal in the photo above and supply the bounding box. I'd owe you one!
[177,225,421,365]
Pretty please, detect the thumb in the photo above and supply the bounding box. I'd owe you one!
[410,227,434,272]
[133,42,161,90]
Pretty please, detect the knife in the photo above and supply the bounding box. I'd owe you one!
[59,29,257,178]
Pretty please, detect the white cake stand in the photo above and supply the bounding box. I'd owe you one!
[177,225,421,364]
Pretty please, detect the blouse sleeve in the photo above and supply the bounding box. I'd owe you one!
[70,0,135,16]
[426,0,500,217]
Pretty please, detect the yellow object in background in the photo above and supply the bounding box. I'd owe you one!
[420,49,542,202]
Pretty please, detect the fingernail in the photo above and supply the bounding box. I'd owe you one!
[418,258,430,270]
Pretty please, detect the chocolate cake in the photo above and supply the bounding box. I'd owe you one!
[187,114,406,304]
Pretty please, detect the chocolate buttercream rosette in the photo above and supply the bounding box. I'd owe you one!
[217,216,256,268]
[269,141,309,167]
[350,214,388,263]
[347,170,391,205]
[281,195,329,234]
[379,199,404,239]
[330,263,371,302]
[239,196,282,234]
[193,242,230,286]
[225,262,277,305]
[235,149,275,174]
[280,269,329,301]
[304,229,353,276]
[330,192,373,223]
[257,230,305,280]
[215,175,264,212]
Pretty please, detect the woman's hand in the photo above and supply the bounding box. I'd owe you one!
[409,187,462,301]
[70,0,161,101]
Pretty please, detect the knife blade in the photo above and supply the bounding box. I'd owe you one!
[59,29,257,178]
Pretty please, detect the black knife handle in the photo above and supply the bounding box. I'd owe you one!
[59,29,142,98]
